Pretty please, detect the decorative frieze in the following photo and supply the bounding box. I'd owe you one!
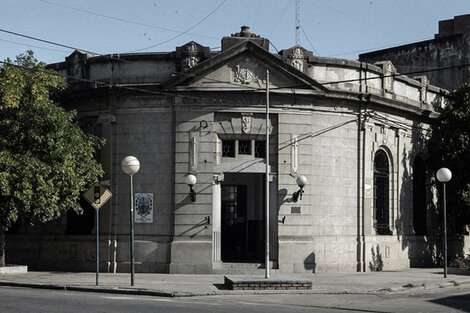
[232,58,264,85]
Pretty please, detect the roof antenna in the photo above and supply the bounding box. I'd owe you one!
[295,0,300,45]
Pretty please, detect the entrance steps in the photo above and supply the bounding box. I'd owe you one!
[212,262,280,275]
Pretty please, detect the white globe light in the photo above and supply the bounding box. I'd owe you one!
[296,175,308,188]
[436,167,452,183]
[121,156,140,175]
[185,174,197,186]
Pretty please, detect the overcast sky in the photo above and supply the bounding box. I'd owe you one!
[1,0,469,64]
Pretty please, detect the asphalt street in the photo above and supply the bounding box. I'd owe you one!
[1,285,470,313]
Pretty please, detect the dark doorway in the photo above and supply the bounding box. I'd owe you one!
[221,177,264,262]
[413,156,427,235]
[374,150,391,235]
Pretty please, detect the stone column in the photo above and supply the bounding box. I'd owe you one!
[212,174,223,269]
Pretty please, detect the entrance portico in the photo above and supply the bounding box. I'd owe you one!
[212,160,278,271]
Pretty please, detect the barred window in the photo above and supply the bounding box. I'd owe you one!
[254,140,266,158]
[238,140,251,155]
[222,140,235,157]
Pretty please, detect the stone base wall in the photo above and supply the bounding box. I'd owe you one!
[6,234,170,273]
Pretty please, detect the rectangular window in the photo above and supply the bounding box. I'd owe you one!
[254,140,266,158]
[238,140,251,155]
[222,140,235,157]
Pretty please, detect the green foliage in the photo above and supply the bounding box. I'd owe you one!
[432,83,470,228]
[0,51,104,232]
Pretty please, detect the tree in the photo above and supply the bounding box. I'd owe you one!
[431,83,470,233]
[0,51,104,266]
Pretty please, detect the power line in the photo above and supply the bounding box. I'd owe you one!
[0,57,457,125]
[0,28,132,64]
[37,0,218,41]
[0,28,80,53]
[300,25,319,56]
[316,37,431,58]
[0,38,69,53]
[0,60,240,106]
[128,0,226,53]
[315,0,401,42]
[266,0,291,39]
[1,27,465,95]
[267,62,469,91]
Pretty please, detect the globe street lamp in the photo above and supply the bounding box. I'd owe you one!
[436,167,452,278]
[121,156,140,286]
[185,174,197,202]
[292,175,308,203]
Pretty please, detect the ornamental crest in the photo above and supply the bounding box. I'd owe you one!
[184,56,199,69]
[291,47,305,71]
[233,58,261,85]
[292,59,303,71]
[135,193,153,223]
[292,47,304,58]
[241,113,252,134]
[185,43,198,53]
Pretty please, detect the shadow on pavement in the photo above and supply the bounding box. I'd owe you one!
[430,292,470,312]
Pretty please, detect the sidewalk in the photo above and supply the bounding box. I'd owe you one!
[0,268,469,297]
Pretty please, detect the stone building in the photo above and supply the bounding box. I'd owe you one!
[360,14,470,91]
[7,26,461,274]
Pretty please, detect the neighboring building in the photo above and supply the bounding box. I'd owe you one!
[360,14,470,91]
[6,26,463,274]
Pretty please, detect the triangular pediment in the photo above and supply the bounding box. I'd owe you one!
[161,41,327,93]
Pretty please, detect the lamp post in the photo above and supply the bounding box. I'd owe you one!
[436,167,452,278]
[121,156,140,286]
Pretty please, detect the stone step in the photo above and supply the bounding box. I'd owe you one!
[212,263,280,275]
[0,265,28,275]
[224,275,312,290]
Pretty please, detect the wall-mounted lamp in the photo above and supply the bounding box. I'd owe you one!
[185,174,197,202]
[200,120,208,129]
[292,175,308,203]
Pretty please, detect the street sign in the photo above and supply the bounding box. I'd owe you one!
[83,182,113,210]
[83,182,113,286]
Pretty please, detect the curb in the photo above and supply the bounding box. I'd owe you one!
[1,277,470,297]
[0,281,176,297]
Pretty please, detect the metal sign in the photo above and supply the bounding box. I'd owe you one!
[83,182,113,210]
[135,193,153,223]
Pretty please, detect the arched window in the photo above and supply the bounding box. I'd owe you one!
[374,150,391,235]
[413,156,427,235]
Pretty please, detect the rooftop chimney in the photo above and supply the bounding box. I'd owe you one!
[221,26,269,51]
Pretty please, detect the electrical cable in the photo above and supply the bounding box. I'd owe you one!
[128,0,226,53]
[2,27,466,105]
[315,0,401,41]
[0,38,69,53]
[0,28,132,64]
[329,38,430,57]
[37,0,218,41]
[0,59,251,106]
[300,25,319,56]
[0,58,443,136]
[1,27,466,91]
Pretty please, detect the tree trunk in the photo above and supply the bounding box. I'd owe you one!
[0,229,5,267]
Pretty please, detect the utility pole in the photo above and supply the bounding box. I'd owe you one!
[265,69,270,279]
